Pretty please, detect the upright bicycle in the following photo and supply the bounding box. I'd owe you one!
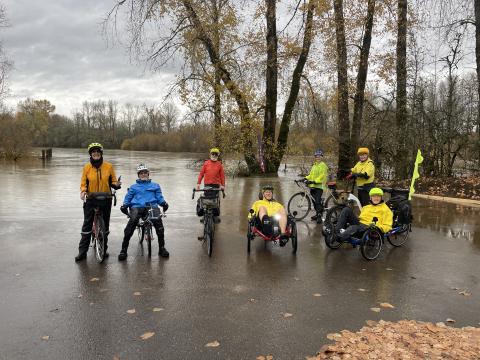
[85,178,120,263]
[136,204,166,257]
[287,178,346,221]
[192,187,225,257]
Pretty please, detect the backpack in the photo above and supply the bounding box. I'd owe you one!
[387,195,413,225]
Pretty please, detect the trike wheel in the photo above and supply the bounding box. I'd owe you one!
[290,222,298,255]
[387,224,410,247]
[247,221,254,253]
[94,215,106,263]
[360,228,383,260]
[287,192,311,221]
[323,205,344,249]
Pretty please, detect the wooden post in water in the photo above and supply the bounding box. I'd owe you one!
[41,148,52,160]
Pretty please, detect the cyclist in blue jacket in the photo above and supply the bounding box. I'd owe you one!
[118,164,169,260]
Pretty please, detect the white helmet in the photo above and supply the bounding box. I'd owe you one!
[136,163,149,174]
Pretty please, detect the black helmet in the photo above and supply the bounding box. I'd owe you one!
[262,185,274,192]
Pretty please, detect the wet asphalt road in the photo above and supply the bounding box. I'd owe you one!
[1,149,479,360]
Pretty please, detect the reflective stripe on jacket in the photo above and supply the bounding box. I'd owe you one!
[359,202,393,233]
[249,199,284,218]
[306,161,328,190]
[352,159,375,186]
[80,161,118,193]
[123,179,165,208]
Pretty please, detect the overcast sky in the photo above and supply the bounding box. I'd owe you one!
[1,0,177,116]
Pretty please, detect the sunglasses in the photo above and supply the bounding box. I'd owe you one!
[210,153,219,156]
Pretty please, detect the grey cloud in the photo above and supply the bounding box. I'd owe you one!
[1,0,182,115]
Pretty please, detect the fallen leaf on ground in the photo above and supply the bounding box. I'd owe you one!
[313,293,322,297]
[153,307,164,312]
[15,273,20,276]
[361,268,366,271]
[451,287,459,290]
[113,356,120,360]
[249,298,257,303]
[205,340,220,347]
[282,312,293,318]
[380,302,395,309]
[315,320,480,359]
[140,332,155,340]
[256,355,273,360]
[126,309,136,314]
[89,302,94,306]
[133,292,141,296]
[370,307,381,313]
[77,294,83,298]
[90,277,99,282]
[41,336,49,341]
[294,277,300,281]
[326,333,342,340]
[385,268,393,271]
[458,290,471,296]
[99,288,109,292]
[446,318,456,323]
[358,288,367,292]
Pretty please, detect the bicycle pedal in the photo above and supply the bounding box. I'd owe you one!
[197,236,204,241]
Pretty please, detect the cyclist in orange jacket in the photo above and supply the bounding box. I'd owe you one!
[75,143,121,262]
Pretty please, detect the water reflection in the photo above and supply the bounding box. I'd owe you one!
[413,198,480,248]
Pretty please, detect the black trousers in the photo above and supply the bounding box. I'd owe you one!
[121,207,165,252]
[310,188,324,214]
[337,206,368,241]
[78,198,112,254]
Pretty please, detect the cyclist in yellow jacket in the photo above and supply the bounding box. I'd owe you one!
[351,147,375,206]
[249,185,289,246]
[335,187,393,242]
[75,143,121,262]
[305,149,328,223]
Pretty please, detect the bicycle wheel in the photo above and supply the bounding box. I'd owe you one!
[360,228,383,260]
[290,222,298,255]
[323,205,344,249]
[144,224,153,257]
[206,216,214,257]
[247,221,254,253]
[287,192,311,221]
[387,224,410,247]
[94,215,106,263]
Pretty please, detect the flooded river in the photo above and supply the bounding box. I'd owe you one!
[0,148,479,360]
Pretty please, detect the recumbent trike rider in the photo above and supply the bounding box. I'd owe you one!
[247,185,298,254]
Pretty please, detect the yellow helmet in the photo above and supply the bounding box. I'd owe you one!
[357,147,369,155]
[210,147,220,155]
[88,142,103,154]
[369,187,384,197]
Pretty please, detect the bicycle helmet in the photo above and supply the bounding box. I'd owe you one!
[136,163,149,174]
[88,142,103,154]
[314,149,324,157]
[261,185,274,192]
[369,187,384,197]
[357,147,369,155]
[210,147,220,155]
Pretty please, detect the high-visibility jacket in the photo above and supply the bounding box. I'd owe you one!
[80,161,119,194]
[352,158,375,187]
[306,161,328,190]
[197,160,225,186]
[249,199,284,218]
[359,202,393,233]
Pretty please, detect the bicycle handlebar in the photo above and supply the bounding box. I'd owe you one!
[192,188,226,199]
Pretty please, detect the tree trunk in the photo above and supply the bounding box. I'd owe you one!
[475,0,480,168]
[395,0,408,179]
[351,0,376,157]
[212,0,222,147]
[263,0,278,173]
[182,0,258,171]
[274,1,315,167]
[333,0,351,173]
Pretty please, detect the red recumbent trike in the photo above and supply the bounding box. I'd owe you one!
[246,210,298,254]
